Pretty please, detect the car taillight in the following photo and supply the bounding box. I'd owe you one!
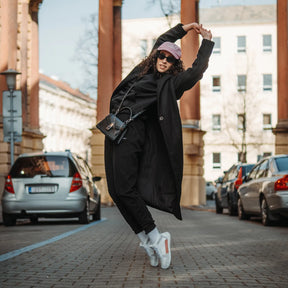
[70,172,83,192]
[5,175,15,194]
[274,175,288,191]
[234,167,243,190]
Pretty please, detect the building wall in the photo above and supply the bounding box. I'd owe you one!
[39,74,96,164]
[122,5,277,182]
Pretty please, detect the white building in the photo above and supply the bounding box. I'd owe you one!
[39,74,96,163]
[122,4,277,182]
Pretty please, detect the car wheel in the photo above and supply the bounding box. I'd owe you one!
[79,200,90,224]
[261,198,273,226]
[215,195,223,214]
[237,198,249,220]
[3,213,16,226]
[93,196,101,221]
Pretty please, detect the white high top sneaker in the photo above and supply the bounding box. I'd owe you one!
[140,239,159,267]
[151,232,171,269]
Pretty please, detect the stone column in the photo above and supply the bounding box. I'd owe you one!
[180,0,205,206]
[180,0,200,123]
[0,0,11,175]
[273,0,288,154]
[91,0,123,205]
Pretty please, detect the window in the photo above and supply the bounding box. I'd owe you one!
[213,153,221,169]
[213,37,221,54]
[237,114,246,131]
[263,74,272,91]
[263,114,272,130]
[140,39,148,58]
[263,35,272,52]
[263,152,272,158]
[237,36,246,53]
[237,75,246,92]
[212,76,221,92]
[212,114,221,131]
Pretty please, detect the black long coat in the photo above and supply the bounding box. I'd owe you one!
[105,24,214,220]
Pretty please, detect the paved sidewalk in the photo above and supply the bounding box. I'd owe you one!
[1,206,288,287]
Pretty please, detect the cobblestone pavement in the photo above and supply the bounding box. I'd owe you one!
[0,206,288,288]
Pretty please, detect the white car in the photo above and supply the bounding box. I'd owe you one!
[237,155,288,226]
[2,151,101,226]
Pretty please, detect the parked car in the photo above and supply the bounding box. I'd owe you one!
[237,155,288,226]
[2,151,101,226]
[215,163,255,216]
[206,181,217,200]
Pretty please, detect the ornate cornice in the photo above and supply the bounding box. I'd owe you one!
[29,0,43,13]
[113,0,123,7]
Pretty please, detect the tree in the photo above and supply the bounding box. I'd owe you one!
[148,0,180,27]
[75,13,98,99]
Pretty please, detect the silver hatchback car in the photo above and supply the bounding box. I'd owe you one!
[2,151,101,226]
[237,154,288,226]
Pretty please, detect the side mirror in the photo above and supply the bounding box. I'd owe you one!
[93,176,102,182]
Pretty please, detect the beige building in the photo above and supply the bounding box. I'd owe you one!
[39,74,96,164]
[122,4,277,182]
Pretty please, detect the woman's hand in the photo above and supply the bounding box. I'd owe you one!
[183,23,212,40]
[182,23,201,33]
[199,25,212,40]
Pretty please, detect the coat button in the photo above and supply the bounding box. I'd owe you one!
[159,116,164,121]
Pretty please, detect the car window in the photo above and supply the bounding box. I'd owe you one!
[10,156,76,178]
[228,166,238,180]
[242,164,254,176]
[275,157,288,172]
[249,164,260,180]
[255,160,269,179]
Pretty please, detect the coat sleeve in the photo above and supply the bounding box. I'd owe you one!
[151,23,187,51]
[173,39,215,99]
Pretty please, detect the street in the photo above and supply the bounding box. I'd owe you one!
[0,205,288,288]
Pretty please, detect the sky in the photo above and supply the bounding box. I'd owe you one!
[39,0,276,98]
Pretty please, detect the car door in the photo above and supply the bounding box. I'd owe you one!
[241,164,260,212]
[242,160,269,213]
[220,165,237,207]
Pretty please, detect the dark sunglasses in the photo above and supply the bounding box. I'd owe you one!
[157,52,176,64]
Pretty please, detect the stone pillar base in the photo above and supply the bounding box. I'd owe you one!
[181,127,206,206]
[91,128,113,205]
[273,120,288,154]
[21,128,44,154]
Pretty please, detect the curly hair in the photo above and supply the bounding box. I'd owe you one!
[137,49,184,79]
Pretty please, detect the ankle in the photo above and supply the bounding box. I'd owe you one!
[147,227,161,244]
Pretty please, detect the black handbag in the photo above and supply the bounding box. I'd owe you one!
[96,84,143,144]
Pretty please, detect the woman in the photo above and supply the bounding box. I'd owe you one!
[104,22,214,269]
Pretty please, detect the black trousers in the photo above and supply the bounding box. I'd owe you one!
[104,117,156,234]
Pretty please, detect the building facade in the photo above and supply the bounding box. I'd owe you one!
[122,4,277,182]
[39,74,96,164]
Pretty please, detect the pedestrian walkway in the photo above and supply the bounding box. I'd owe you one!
[0,206,288,287]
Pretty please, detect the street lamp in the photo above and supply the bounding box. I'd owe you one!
[0,69,21,91]
[0,69,21,165]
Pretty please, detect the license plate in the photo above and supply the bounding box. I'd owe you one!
[28,185,56,193]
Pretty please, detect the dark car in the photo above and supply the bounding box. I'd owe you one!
[215,163,255,216]
[2,151,101,226]
[238,155,288,226]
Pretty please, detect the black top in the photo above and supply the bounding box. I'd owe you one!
[111,73,157,117]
